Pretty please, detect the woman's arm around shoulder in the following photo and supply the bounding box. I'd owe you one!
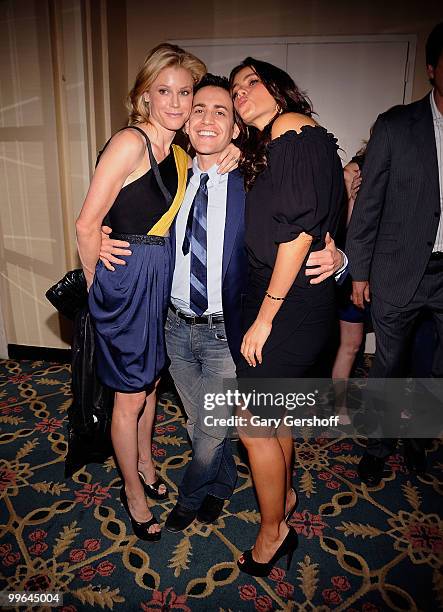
[271,112,317,139]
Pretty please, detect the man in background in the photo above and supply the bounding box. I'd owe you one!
[347,23,443,485]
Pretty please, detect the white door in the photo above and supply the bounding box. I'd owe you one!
[172,35,415,162]
[287,40,411,161]
[180,43,287,75]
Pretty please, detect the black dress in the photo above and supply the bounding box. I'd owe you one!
[236,125,344,382]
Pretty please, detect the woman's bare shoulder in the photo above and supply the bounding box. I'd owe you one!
[108,127,146,153]
[97,127,145,168]
[271,113,317,139]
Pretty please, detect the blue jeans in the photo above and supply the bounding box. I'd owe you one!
[165,308,237,510]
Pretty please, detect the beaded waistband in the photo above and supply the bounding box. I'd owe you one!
[110,233,166,245]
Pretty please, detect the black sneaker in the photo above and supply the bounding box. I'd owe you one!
[196,494,225,524]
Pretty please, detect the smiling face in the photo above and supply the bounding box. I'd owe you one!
[185,85,239,161]
[144,65,194,132]
[231,66,277,130]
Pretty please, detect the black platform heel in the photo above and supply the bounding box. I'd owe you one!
[120,488,161,542]
[237,526,298,577]
[138,470,169,500]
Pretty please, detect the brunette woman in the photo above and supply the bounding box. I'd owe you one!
[230,58,343,575]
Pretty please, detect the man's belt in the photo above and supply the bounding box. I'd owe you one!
[169,303,224,325]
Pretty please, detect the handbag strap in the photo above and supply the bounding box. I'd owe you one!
[123,126,173,204]
[95,126,173,205]
[147,144,189,237]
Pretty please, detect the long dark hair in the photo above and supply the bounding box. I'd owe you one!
[229,57,313,190]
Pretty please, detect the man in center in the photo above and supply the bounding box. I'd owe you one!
[164,74,244,530]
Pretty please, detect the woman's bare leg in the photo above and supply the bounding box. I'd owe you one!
[240,433,289,563]
[276,431,296,515]
[111,391,160,533]
[333,320,364,378]
[137,380,166,494]
[332,320,364,423]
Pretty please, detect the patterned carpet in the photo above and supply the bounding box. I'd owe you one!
[0,358,442,611]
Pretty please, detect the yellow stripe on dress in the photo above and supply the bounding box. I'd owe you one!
[147,144,189,237]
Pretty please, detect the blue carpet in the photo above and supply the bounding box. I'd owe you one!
[0,358,442,611]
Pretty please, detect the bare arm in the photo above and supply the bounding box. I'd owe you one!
[242,233,313,367]
[263,234,313,317]
[343,161,361,225]
[76,130,144,287]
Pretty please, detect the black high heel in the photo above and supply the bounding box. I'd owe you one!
[284,487,299,523]
[138,470,169,501]
[237,526,298,577]
[120,488,161,542]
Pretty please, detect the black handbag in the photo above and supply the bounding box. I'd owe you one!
[46,272,114,476]
[64,307,114,477]
[45,269,88,321]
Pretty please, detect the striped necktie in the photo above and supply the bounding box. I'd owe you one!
[182,173,209,315]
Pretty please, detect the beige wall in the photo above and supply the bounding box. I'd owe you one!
[0,0,69,349]
[126,0,442,101]
[0,0,127,350]
[107,0,129,132]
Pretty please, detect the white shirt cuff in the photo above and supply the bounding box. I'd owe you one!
[334,250,348,281]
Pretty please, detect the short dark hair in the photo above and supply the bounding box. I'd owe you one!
[194,73,230,94]
[426,22,443,68]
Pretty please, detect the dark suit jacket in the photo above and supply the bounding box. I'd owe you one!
[346,94,441,307]
[220,169,247,364]
[171,168,247,364]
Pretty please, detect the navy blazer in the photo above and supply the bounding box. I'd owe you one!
[171,168,247,364]
[220,169,248,364]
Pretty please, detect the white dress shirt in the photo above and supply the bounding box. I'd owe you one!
[171,158,228,316]
[430,90,443,252]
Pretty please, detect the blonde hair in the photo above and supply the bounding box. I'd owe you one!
[127,43,207,125]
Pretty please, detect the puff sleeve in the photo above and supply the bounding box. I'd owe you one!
[267,127,340,244]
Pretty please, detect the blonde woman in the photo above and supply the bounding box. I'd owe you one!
[76,44,238,541]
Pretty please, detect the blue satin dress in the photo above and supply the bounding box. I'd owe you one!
[88,132,178,393]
